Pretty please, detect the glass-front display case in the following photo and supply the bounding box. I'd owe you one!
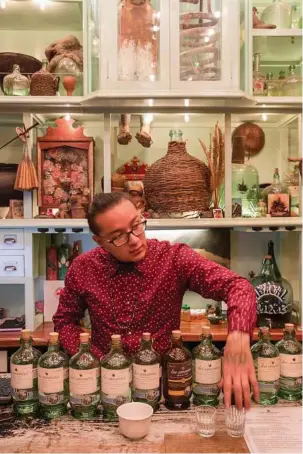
[99,0,170,91]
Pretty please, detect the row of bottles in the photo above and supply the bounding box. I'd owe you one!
[230,135,300,218]
[10,325,302,421]
[46,235,81,281]
[253,53,302,97]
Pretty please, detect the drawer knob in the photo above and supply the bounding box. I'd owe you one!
[4,265,17,272]
[4,238,17,244]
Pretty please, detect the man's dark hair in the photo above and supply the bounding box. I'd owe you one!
[87,192,135,236]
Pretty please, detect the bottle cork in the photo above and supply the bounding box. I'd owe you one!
[49,332,59,344]
[202,325,211,335]
[172,330,182,339]
[284,323,294,331]
[21,329,31,340]
[80,332,90,343]
[142,332,151,341]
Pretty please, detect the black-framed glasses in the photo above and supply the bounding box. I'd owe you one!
[107,220,147,247]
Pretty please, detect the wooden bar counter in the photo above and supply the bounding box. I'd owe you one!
[0,400,300,453]
[0,321,302,348]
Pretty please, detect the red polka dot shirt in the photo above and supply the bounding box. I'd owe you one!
[53,239,257,358]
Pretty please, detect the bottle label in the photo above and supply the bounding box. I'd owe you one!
[11,364,34,390]
[255,282,289,315]
[280,354,302,378]
[70,393,100,407]
[38,367,64,393]
[132,388,160,402]
[195,359,221,385]
[258,357,280,382]
[259,379,280,394]
[69,368,100,395]
[253,80,264,95]
[101,367,130,395]
[280,376,302,391]
[133,364,160,390]
[193,383,220,396]
[167,360,192,397]
[39,392,66,406]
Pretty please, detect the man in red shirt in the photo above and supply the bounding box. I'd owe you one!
[53,192,259,409]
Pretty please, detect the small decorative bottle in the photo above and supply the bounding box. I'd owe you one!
[69,333,100,419]
[57,234,70,280]
[266,72,279,96]
[232,136,260,217]
[163,330,192,410]
[276,323,302,401]
[251,326,280,405]
[46,234,58,280]
[253,53,265,95]
[283,65,302,97]
[278,69,286,96]
[264,168,290,217]
[100,334,132,421]
[30,59,59,96]
[132,332,161,412]
[10,329,42,416]
[38,332,69,419]
[192,325,221,406]
[251,254,293,328]
[3,64,30,96]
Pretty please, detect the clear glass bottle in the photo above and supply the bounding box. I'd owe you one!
[251,326,280,405]
[278,69,286,96]
[276,324,302,401]
[163,330,192,410]
[38,332,69,419]
[10,329,41,416]
[3,64,30,96]
[253,53,265,95]
[132,332,161,412]
[231,136,260,217]
[263,168,290,217]
[283,65,302,97]
[100,334,132,421]
[192,326,221,406]
[69,332,100,419]
[266,72,279,96]
[261,0,292,29]
[251,255,293,328]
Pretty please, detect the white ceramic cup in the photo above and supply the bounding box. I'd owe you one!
[116,402,153,440]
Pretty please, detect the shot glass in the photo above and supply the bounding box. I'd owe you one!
[225,406,246,437]
[195,405,217,438]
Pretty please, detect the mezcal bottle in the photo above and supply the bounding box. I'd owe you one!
[10,329,41,416]
[276,324,302,401]
[192,326,221,406]
[132,332,161,412]
[38,332,69,419]
[163,330,192,410]
[100,334,132,421]
[69,332,100,419]
[251,326,280,405]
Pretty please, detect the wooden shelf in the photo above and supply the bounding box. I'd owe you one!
[0,321,301,348]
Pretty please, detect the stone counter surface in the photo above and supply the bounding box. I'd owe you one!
[0,400,301,453]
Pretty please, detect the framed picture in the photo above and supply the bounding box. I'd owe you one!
[212,208,224,219]
[268,193,290,217]
[9,199,24,219]
[37,118,94,210]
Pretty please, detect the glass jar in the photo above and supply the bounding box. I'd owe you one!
[261,0,292,29]
[3,64,30,96]
[266,72,279,96]
[283,65,302,97]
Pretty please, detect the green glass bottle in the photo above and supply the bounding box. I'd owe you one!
[69,332,100,419]
[132,332,161,412]
[38,332,69,419]
[57,234,70,280]
[251,255,293,328]
[10,329,41,416]
[163,330,192,410]
[267,241,282,279]
[251,326,280,405]
[276,323,302,401]
[192,325,221,406]
[100,334,132,421]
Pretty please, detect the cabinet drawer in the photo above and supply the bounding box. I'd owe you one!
[0,230,24,250]
[0,256,25,277]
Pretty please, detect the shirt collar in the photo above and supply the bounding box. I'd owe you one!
[99,245,150,277]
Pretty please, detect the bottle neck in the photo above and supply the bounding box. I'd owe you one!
[110,342,123,353]
[259,331,271,343]
[273,171,280,184]
[254,54,261,73]
[79,342,90,353]
[172,337,183,348]
[21,338,32,349]
[48,343,60,353]
[141,339,152,350]
[284,329,296,341]
[200,333,212,346]
[260,258,276,280]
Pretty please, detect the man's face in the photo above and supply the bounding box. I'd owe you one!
[93,200,147,263]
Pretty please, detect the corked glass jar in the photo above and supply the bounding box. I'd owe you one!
[144,131,211,216]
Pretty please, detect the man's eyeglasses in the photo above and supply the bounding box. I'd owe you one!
[107,220,147,247]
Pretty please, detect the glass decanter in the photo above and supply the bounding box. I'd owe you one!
[261,0,292,29]
[3,64,30,96]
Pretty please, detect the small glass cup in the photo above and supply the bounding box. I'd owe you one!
[195,405,216,438]
[225,406,246,437]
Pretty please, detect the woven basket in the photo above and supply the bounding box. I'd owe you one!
[144,141,212,213]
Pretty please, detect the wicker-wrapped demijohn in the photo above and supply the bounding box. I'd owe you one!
[144,130,212,215]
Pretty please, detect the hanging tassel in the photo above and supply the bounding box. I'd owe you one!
[14,142,38,191]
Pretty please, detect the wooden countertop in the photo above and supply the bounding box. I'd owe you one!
[0,321,301,348]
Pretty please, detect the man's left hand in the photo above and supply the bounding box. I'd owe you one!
[220,331,259,410]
